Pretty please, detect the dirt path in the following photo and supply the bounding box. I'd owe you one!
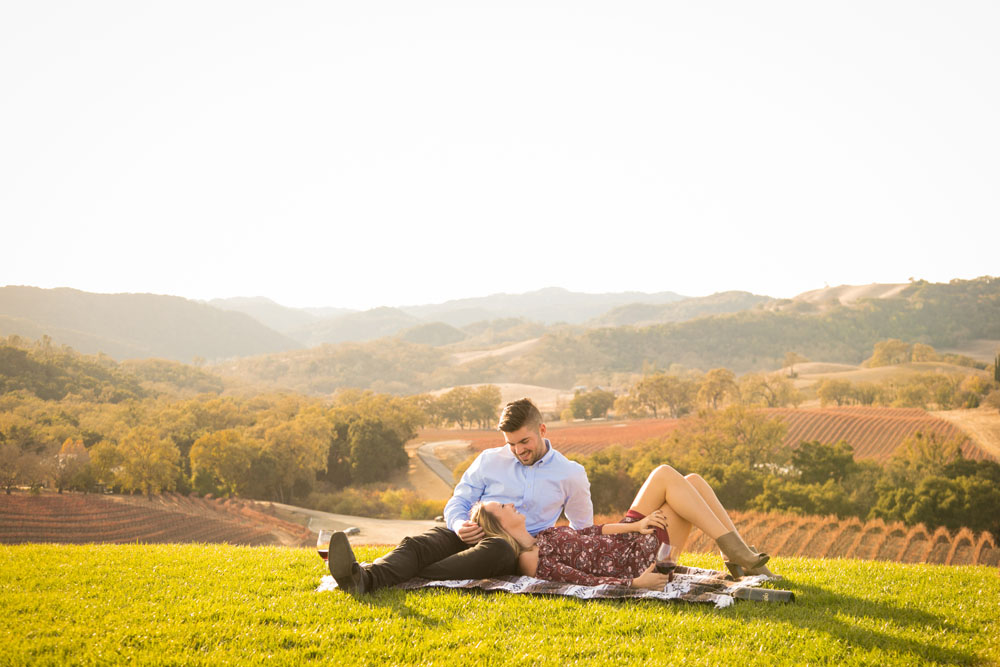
[265,501,439,546]
[283,433,481,545]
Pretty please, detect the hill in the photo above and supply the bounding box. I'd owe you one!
[401,286,689,326]
[590,291,775,327]
[784,283,910,310]
[4,544,999,664]
[208,296,337,333]
[0,491,312,547]
[503,276,1000,385]
[288,307,424,346]
[0,336,227,400]
[0,286,300,362]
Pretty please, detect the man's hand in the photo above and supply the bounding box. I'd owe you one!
[456,520,485,545]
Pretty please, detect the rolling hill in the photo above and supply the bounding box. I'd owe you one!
[590,290,774,327]
[0,286,299,362]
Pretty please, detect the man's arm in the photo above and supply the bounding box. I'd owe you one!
[443,454,487,535]
[563,464,594,530]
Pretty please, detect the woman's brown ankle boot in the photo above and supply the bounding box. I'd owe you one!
[716,531,769,572]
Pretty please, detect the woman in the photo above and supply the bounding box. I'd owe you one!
[470,464,775,590]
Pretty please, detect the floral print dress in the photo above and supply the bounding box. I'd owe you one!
[533,519,661,587]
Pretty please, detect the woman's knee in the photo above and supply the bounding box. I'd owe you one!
[684,472,705,486]
[652,464,680,480]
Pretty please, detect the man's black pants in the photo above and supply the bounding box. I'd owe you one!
[365,526,518,590]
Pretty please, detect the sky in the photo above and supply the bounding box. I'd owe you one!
[2,1,998,310]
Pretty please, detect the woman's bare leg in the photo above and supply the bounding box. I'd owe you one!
[629,465,728,540]
[657,503,692,556]
[684,473,738,534]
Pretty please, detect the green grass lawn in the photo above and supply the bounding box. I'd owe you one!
[2,544,998,666]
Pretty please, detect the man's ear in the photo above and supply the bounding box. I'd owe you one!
[538,423,547,439]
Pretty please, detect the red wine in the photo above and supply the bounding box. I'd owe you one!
[317,549,329,562]
[655,561,676,579]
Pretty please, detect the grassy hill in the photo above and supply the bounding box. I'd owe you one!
[0,286,300,362]
[590,290,775,327]
[3,544,997,665]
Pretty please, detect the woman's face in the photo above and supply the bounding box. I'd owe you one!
[483,501,525,533]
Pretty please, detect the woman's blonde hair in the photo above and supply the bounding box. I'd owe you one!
[470,502,526,557]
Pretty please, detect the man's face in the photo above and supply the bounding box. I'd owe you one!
[502,422,548,466]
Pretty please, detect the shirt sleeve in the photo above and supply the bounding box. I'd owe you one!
[443,452,487,534]
[563,463,594,530]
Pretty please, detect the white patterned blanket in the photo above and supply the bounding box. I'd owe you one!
[318,565,782,609]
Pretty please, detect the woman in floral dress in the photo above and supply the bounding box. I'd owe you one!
[470,464,775,589]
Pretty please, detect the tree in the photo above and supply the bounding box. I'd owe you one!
[189,429,256,497]
[678,405,789,472]
[470,385,503,429]
[783,351,810,378]
[885,431,963,485]
[853,382,887,406]
[53,438,90,493]
[116,426,180,498]
[570,389,616,420]
[259,408,330,502]
[866,339,912,367]
[697,369,738,410]
[739,373,800,408]
[910,343,938,362]
[89,440,123,490]
[347,417,408,484]
[791,440,855,485]
[816,379,854,406]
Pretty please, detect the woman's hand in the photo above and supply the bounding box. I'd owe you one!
[634,510,667,535]
[629,563,670,590]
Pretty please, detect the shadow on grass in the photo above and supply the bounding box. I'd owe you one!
[345,589,449,629]
[733,580,976,665]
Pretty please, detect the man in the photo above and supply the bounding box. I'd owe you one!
[328,397,593,593]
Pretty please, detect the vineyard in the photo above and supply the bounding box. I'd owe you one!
[0,492,313,547]
[450,406,995,462]
[593,509,1000,568]
[767,406,988,462]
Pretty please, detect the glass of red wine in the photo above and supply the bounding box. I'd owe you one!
[654,543,677,582]
[317,529,334,563]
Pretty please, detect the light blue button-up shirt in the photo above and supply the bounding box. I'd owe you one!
[444,439,593,536]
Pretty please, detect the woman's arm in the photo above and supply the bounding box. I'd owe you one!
[600,522,642,535]
[600,512,666,535]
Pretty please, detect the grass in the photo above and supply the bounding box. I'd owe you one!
[2,544,999,666]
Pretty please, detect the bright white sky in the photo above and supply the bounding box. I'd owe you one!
[2,2,998,310]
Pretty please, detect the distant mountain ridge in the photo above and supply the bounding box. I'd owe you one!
[590,291,775,327]
[399,286,689,326]
[212,286,693,347]
[4,281,965,371]
[0,287,300,363]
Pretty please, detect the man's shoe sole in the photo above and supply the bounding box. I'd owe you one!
[328,531,358,592]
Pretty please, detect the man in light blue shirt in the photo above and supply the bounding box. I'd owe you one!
[328,398,593,594]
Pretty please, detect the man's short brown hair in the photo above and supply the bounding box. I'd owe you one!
[497,398,542,433]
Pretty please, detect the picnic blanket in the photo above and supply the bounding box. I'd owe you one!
[318,565,783,609]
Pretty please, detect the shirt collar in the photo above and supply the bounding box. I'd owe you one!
[535,438,555,466]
